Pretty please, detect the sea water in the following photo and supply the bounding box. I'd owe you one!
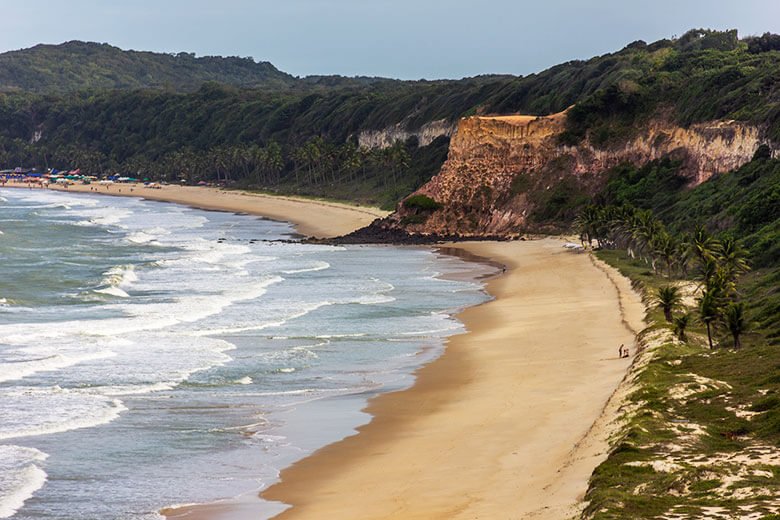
[0,189,490,519]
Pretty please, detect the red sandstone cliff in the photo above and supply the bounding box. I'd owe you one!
[382,110,767,236]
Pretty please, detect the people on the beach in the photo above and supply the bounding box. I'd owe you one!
[618,344,630,358]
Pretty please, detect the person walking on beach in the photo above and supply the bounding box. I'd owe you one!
[618,344,624,358]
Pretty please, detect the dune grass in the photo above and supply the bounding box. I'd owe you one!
[584,250,780,520]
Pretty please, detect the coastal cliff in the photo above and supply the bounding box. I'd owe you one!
[356,118,455,149]
[372,110,770,237]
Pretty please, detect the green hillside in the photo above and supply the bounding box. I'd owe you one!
[0,41,295,92]
[2,30,779,209]
[1,36,773,213]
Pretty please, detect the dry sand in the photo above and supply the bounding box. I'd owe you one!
[254,239,645,520]
[14,183,387,238]
[9,182,647,518]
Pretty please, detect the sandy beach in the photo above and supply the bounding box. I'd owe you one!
[6,183,388,238]
[5,183,646,519]
[254,239,645,520]
[167,238,645,520]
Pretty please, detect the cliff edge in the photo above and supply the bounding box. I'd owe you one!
[365,110,769,238]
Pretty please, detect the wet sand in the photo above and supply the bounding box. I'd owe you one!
[4,183,387,238]
[255,238,645,519]
[5,182,646,518]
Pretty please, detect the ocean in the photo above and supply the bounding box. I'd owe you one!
[0,189,490,519]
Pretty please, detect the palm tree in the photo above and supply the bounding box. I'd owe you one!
[674,238,692,277]
[574,205,600,247]
[724,302,748,349]
[698,290,721,350]
[719,237,751,280]
[691,226,722,281]
[652,231,677,277]
[655,285,683,322]
[674,313,691,342]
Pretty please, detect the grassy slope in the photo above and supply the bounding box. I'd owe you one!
[584,250,780,519]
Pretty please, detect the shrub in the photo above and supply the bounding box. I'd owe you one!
[403,194,442,211]
[400,214,427,225]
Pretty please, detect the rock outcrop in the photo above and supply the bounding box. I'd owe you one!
[356,119,455,149]
[376,110,770,237]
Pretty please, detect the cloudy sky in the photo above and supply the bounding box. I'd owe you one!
[1,0,779,79]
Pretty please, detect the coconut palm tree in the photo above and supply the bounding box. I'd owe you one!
[719,237,751,280]
[574,205,600,247]
[724,302,748,349]
[674,313,691,342]
[674,238,692,277]
[698,290,722,350]
[691,226,722,275]
[656,285,683,322]
[652,231,677,277]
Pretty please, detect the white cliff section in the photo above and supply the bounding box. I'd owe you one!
[357,119,456,149]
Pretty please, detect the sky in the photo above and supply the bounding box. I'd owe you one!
[1,0,779,80]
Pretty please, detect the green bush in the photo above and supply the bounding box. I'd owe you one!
[403,194,442,211]
[400,214,428,225]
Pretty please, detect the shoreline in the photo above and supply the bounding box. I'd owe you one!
[0,183,388,238]
[255,239,645,520]
[3,184,646,518]
[166,239,645,520]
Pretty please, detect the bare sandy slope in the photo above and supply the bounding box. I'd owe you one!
[253,238,645,520]
[16,183,387,238]
[475,109,568,125]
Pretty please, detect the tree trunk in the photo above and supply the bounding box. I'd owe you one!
[733,332,741,349]
[706,322,714,350]
[664,308,673,322]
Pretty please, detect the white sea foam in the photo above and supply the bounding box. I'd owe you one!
[191,300,331,336]
[94,286,130,298]
[0,445,48,519]
[0,350,116,383]
[0,189,489,518]
[126,231,160,244]
[99,382,178,396]
[281,261,330,274]
[0,387,127,440]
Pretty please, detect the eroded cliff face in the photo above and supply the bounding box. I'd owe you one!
[356,119,455,149]
[380,110,768,237]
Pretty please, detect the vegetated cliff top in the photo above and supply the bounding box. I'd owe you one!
[0,41,297,92]
[1,29,780,211]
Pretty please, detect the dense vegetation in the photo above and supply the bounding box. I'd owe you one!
[3,30,779,209]
[584,249,780,519]
[1,30,778,519]
[576,151,780,519]
[0,41,295,92]
[561,29,780,146]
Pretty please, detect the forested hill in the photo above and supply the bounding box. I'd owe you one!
[0,41,296,92]
[1,30,780,210]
